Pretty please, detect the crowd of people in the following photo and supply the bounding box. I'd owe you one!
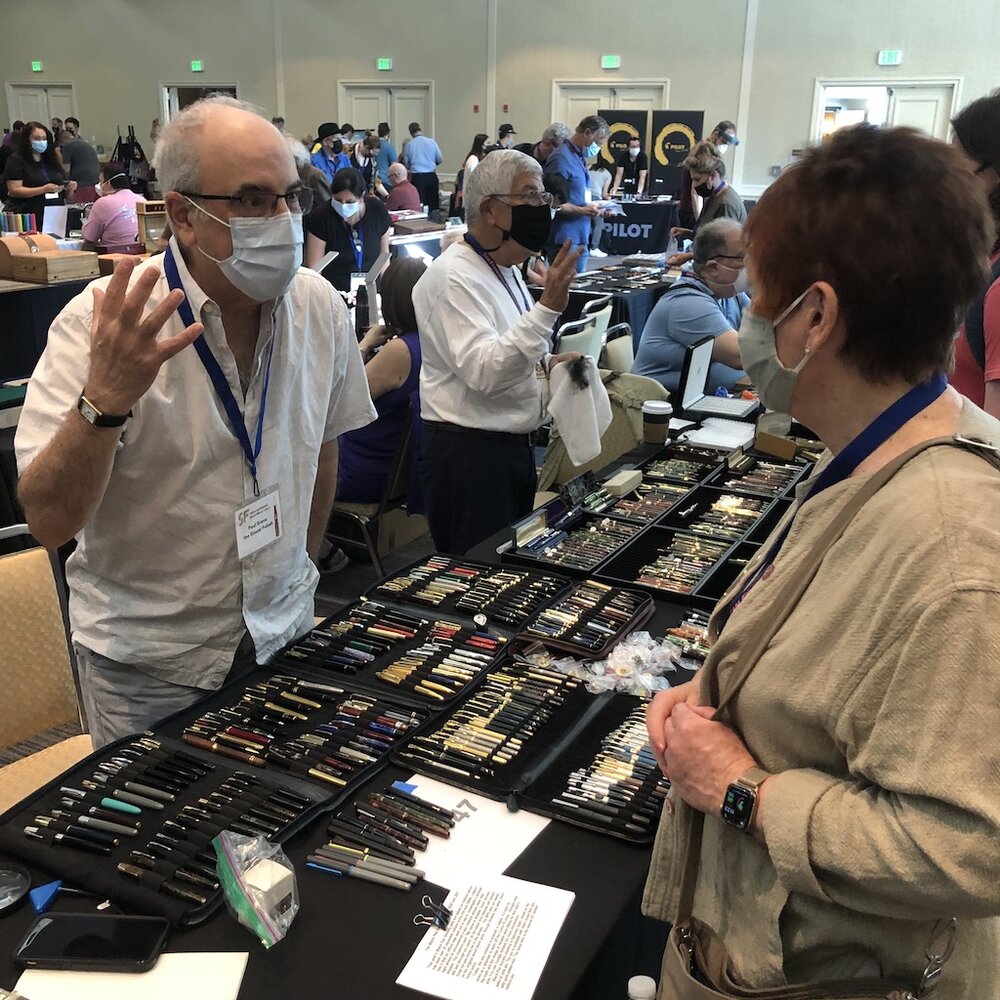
[5,85,1000,996]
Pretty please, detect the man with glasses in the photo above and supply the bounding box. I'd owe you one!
[414,149,583,554]
[16,96,375,747]
[633,218,748,393]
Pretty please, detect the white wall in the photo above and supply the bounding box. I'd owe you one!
[1,0,996,196]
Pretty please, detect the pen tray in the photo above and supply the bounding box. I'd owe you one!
[269,598,512,707]
[639,443,726,486]
[514,578,654,659]
[365,555,574,630]
[659,486,777,543]
[512,692,668,844]
[599,480,691,525]
[153,664,432,793]
[704,454,812,498]
[0,730,329,927]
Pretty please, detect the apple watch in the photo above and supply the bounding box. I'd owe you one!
[77,395,130,428]
[720,766,770,832]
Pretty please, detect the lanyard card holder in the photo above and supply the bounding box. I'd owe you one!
[0,731,329,927]
[515,578,654,660]
[150,665,432,803]
[271,597,512,709]
[365,555,574,631]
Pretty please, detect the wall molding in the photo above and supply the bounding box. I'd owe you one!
[732,0,758,191]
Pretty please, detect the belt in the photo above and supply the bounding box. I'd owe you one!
[422,419,531,443]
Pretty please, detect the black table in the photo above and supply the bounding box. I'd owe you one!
[602,201,678,256]
[0,278,91,381]
[0,567,690,1000]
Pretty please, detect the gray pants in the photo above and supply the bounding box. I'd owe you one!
[74,633,259,749]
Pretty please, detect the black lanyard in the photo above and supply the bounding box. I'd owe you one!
[463,233,531,313]
[722,371,949,626]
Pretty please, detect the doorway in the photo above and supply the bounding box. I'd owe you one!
[336,82,434,138]
[5,83,76,131]
[160,84,239,123]
[811,78,960,142]
[551,80,669,126]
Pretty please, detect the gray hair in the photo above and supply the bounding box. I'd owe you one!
[285,135,311,168]
[542,122,571,146]
[463,149,542,225]
[693,218,744,272]
[151,94,268,194]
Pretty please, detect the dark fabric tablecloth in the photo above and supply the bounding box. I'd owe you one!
[603,200,678,256]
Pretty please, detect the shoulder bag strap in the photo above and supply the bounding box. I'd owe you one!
[675,434,1000,922]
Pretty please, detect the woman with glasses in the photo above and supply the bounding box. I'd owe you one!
[304,167,392,294]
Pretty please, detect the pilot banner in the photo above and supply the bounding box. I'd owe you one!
[648,110,704,196]
[597,109,649,170]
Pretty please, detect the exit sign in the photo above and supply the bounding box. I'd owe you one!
[31,60,43,72]
[376,57,393,71]
[877,49,903,66]
[190,59,204,72]
[601,54,621,70]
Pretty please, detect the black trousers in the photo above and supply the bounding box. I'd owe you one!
[419,422,536,555]
[410,171,440,212]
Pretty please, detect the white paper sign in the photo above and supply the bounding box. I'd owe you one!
[42,205,68,236]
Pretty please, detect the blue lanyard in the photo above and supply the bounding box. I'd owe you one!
[722,371,948,625]
[463,234,531,313]
[164,246,275,497]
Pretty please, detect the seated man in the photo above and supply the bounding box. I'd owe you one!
[384,163,422,212]
[81,167,145,248]
[16,96,374,747]
[633,218,748,394]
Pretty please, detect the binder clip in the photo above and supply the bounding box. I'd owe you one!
[413,893,452,930]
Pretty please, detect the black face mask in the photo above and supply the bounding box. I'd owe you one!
[694,181,714,198]
[503,202,553,254]
[331,140,344,154]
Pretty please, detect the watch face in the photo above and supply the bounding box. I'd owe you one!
[79,398,99,423]
[721,784,754,830]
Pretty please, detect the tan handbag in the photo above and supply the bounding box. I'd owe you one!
[660,436,1000,1000]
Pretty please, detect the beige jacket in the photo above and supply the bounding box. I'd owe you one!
[643,401,1000,998]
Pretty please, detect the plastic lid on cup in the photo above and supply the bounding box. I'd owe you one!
[641,400,673,416]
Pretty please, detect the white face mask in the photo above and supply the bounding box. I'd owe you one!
[187,197,303,301]
[333,199,360,220]
[737,288,812,414]
[628,147,640,158]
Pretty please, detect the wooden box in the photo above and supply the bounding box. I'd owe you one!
[10,250,100,284]
[392,218,445,236]
[0,234,59,279]
[98,252,150,275]
[137,200,168,252]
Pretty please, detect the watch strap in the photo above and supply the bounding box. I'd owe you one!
[735,766,770,791]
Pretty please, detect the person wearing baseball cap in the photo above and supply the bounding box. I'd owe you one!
[487,124,517,154]
[678,118,740,229]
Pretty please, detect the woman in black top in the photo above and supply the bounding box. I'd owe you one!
[305,167,392,293]
[1,121,74,223]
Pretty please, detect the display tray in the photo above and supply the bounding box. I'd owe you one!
[153,665,430,796]
[595,525,738,602]
[0,732,328,927]
[599,480,691,525]
[501,511,646,577]
[272,598,511,706]
[746,496,794,544]
[692,541,762,610]
[640,443,726,486]
[516,578,654,659]
[704,454,812,499]
[659,486,776,544]
[366,555,573,630]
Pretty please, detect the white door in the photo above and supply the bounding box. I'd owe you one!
[557,85,612,126]
[887,85,954,139]
[6,84,75,127]
[553,81,669,125]
[613,85,663,113]
[391,88,431,136]
[338,84,432,138]
[343,87,389,132]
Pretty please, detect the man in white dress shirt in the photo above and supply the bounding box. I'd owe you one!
[16,97,375,747]
[413,149,581,554]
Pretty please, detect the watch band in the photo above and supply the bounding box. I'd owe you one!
[734,766,770,792]
[77,395,130,428]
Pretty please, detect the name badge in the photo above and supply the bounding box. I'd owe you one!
[45,192,59,200]
[584,189,593,204]
[235,488,282,560]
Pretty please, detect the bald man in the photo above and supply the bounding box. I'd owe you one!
[16,96,376,747]
[385,163,422,212]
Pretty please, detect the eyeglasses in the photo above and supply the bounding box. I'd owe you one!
[492,191,554,207]
[181,186,308,217]
[710,254,745,266]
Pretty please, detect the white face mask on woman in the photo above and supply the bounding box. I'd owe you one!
[186,197,303,301]
[737,288,812,413]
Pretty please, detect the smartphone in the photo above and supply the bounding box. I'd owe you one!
[13,913,170,972]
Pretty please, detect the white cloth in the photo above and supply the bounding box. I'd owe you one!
[463,154,480,175]
[16,237,376,688]
[546,356,612,465]
[414,241,559,434]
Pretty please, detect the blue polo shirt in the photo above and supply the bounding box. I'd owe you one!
[311,149,351,183]
[402,134,442,174]
[632,273,748,392]
[545,140,591,246]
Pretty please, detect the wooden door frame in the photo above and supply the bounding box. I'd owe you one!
[336,80,436,138]
[5,81,78,124]
[809,76,963,143]
[550,79,670,121]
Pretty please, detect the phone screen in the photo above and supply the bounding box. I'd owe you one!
[14,913,170,971]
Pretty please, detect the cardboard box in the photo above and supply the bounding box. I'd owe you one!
[376,508,429,558]
[10,250,100,284]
